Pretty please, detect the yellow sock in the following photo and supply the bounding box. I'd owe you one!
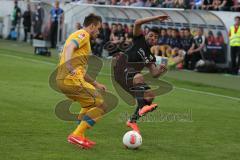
[73,108,90,137]
[72,107,104,137]
[72,121,89,137]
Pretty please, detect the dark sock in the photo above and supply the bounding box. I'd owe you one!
[129,83,151,123]
[130,98,144,122]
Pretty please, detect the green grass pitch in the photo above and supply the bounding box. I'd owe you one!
[0,40,240,160]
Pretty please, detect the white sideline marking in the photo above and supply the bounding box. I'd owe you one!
[0,53,239,102]
[0,53,56,66]
[174,87,240,101]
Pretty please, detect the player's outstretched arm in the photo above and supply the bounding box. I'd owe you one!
[133,15,169,36]
[147,63,168,78]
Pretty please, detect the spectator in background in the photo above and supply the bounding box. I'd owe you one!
[158,28,169,45]
[110,23,117,42]
[209,0,221,10]
[232,0,240,11]
[145,0,153,7]
[209,0,233,11]
[110,23,123,44]
[128,24,134,34]
[117,23,125,36]
[143,26,150,35]
[124,31,133,43]
[119,0,131,6]
[152,0,162,7]
[95,0,106,4]
[218,0,233,11]
[131,0,146,7]
[12,0,21,30]
[167,27,172,36]
[184,0,192,9]
[111,23,118,33]
[201,0,213,10]
[187,27,205,69]
[102,22,111,45]
[125,24,134,42]
[22,4,32,42]
[156,0,164,7]
[179,28,185,39]
[182,28,196,69]
[162,0,174,8]
[207,30,215,45]
[174,0,185,8]
[129,0,137,5]
[92,26,104,57]
[145,0,159,7]
[8,0,21,40]
[229,16,240,75]
[77,0,95,3]
[166,28,181,57]
[191,28,198,36]
[32,3,44,39]
[72,0,235,9]
[49,0,64,48]
[123,24,129,33]
[115,23,125,42]
[156,28,169,56]
[191,0,204,9]
[215,31,224,45]
[110,0,118,5]
[183,28,195,52]
[166,27,173,44]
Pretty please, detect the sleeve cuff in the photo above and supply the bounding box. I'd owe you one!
[71,39,79,48]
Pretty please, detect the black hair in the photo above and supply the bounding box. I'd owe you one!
[103,22,109,26]
[172,28,179,32]
[180,28,185,31]
[217,31,222,36]
[235,16,240,21]
[208,30,213,36]
[144,26,150,29]
[83,13,102,27]
[149,27,159,35]
[198,27,204,32]
[185,28,191,32]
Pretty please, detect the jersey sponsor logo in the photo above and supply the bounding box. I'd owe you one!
[78,33,85,40]
[137,48,147,62]
[137,48,152,64]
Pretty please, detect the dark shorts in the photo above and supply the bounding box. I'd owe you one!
[113,53,139,95]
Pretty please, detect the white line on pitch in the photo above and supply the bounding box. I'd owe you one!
[174,87,240,101]
[1,53,239,101]
[0,53,56,66]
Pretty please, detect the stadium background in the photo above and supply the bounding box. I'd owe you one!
[0,0,240,160]
[0,0,239,67]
